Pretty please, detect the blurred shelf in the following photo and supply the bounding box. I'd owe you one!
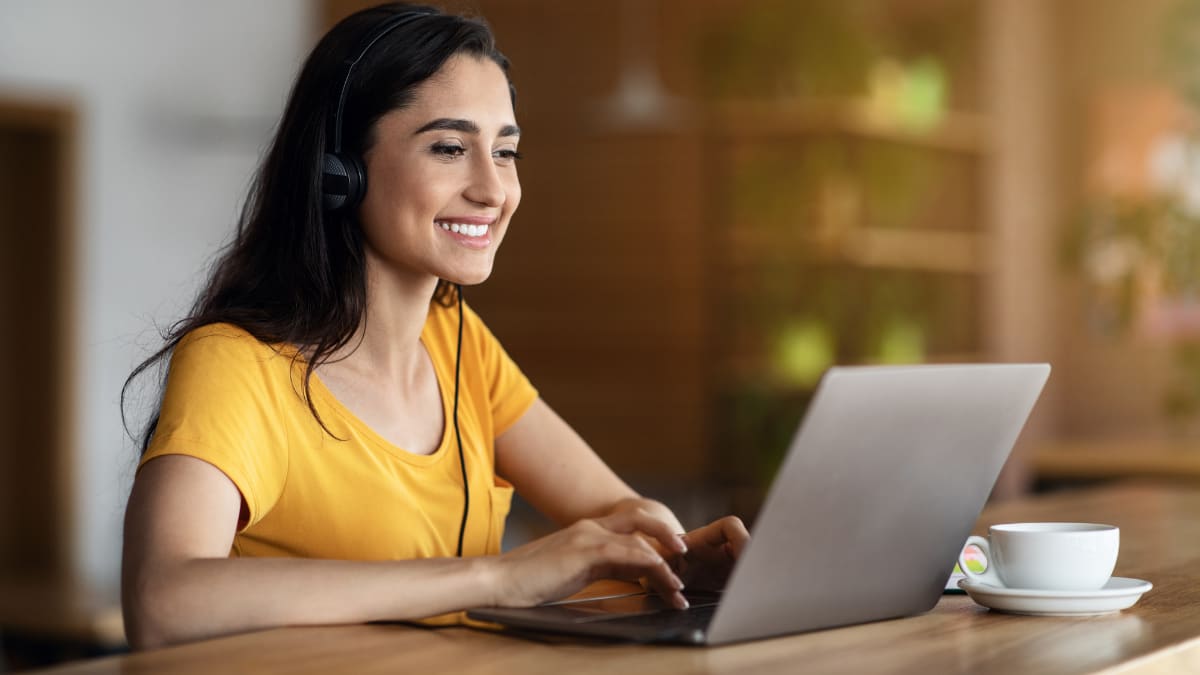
[727,226,987,274]
[707,99,990,155]
[1033,440,1200,482]
[0,96,76,130]
[0,576,125,649]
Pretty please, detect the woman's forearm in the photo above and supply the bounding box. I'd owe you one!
[125,555,497,649]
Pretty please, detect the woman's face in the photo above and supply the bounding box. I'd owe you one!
[358,53,521,288]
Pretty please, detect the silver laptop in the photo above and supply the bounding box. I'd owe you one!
[469,364,1051,645]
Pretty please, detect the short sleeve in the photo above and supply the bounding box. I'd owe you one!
[140,325,290,528]
[462,306,538,435]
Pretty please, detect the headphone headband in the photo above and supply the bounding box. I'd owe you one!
[329,9,433,154]
[323,9,436,212]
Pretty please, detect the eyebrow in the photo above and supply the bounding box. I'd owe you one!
[414,118,520,138]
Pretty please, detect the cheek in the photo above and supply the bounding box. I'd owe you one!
[368,173,433,229]
[360,178,432,251]
[506,175,522,212]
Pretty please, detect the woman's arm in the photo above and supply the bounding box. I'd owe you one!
[122,455,493,648]
[495,397,750,591]
[494,397,684,530]
[123,454,686,649]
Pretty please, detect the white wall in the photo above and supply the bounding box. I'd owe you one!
[0,0,314,590]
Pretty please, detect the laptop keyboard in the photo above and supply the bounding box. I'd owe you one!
[468,590,722,645]
[605,602,718,631]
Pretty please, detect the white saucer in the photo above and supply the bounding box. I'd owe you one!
[958,577,1153,616]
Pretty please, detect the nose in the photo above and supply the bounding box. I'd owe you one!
[464,154,506,208]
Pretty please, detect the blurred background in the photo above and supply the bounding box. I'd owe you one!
[5,0,1200,668]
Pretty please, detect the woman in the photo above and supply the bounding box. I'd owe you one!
[121,2,749,650]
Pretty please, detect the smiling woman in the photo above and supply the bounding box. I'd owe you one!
[358,56,521,287]
[118,1,747,651]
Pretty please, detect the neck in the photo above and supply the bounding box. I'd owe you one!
[325,251,443,384]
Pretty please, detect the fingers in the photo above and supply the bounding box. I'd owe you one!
[682,516,751,559]
[720,516,750,558]
[496,518,690,609]
[628,564,689,610]
[585,526,688,610]
[499,512,750,611]
[597,506,688,558]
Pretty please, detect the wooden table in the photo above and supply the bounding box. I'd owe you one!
[1034,440,1200,482]
[32,482,1200,674]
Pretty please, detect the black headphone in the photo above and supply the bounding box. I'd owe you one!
[323,10,473,560]
[322,9,436,213]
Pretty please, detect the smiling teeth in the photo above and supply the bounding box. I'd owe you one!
[439,222,489,237]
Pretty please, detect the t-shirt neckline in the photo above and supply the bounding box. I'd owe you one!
[303,324,454,467]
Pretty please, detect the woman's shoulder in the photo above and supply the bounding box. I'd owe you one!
[173,322,296,369]
[178,321,256,344]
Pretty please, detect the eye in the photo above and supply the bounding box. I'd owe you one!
[431,143,466,158]
[493,149,523,164]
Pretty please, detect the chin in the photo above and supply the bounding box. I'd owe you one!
[449,268,494,287]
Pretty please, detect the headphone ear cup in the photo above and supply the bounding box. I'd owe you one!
[322,152,366,212]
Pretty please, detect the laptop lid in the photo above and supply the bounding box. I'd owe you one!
[705,363,1050,644]
[470,363,1050,645]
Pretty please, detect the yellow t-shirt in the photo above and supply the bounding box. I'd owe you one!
[140,302,538,622]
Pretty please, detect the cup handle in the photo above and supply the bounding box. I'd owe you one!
[959,536,1004,587]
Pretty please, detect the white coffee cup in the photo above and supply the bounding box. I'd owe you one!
[958,522,1119,591]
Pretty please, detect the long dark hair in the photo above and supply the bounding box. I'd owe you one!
[122,3,515,453]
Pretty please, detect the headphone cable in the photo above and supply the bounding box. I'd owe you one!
[453,284,469,558]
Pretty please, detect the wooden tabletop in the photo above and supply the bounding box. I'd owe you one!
[32,482,1200,675]
[1034,439,1200,482]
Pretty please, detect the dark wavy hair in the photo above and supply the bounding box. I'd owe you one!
[122,2,515,453]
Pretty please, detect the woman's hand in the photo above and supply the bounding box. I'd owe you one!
[490,507,690,610]
[675,516,751,592]
[608,501,751,595]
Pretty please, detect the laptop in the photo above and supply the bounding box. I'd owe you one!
[469,364,1051,645]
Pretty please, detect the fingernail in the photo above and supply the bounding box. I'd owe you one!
[679,597,690,610]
